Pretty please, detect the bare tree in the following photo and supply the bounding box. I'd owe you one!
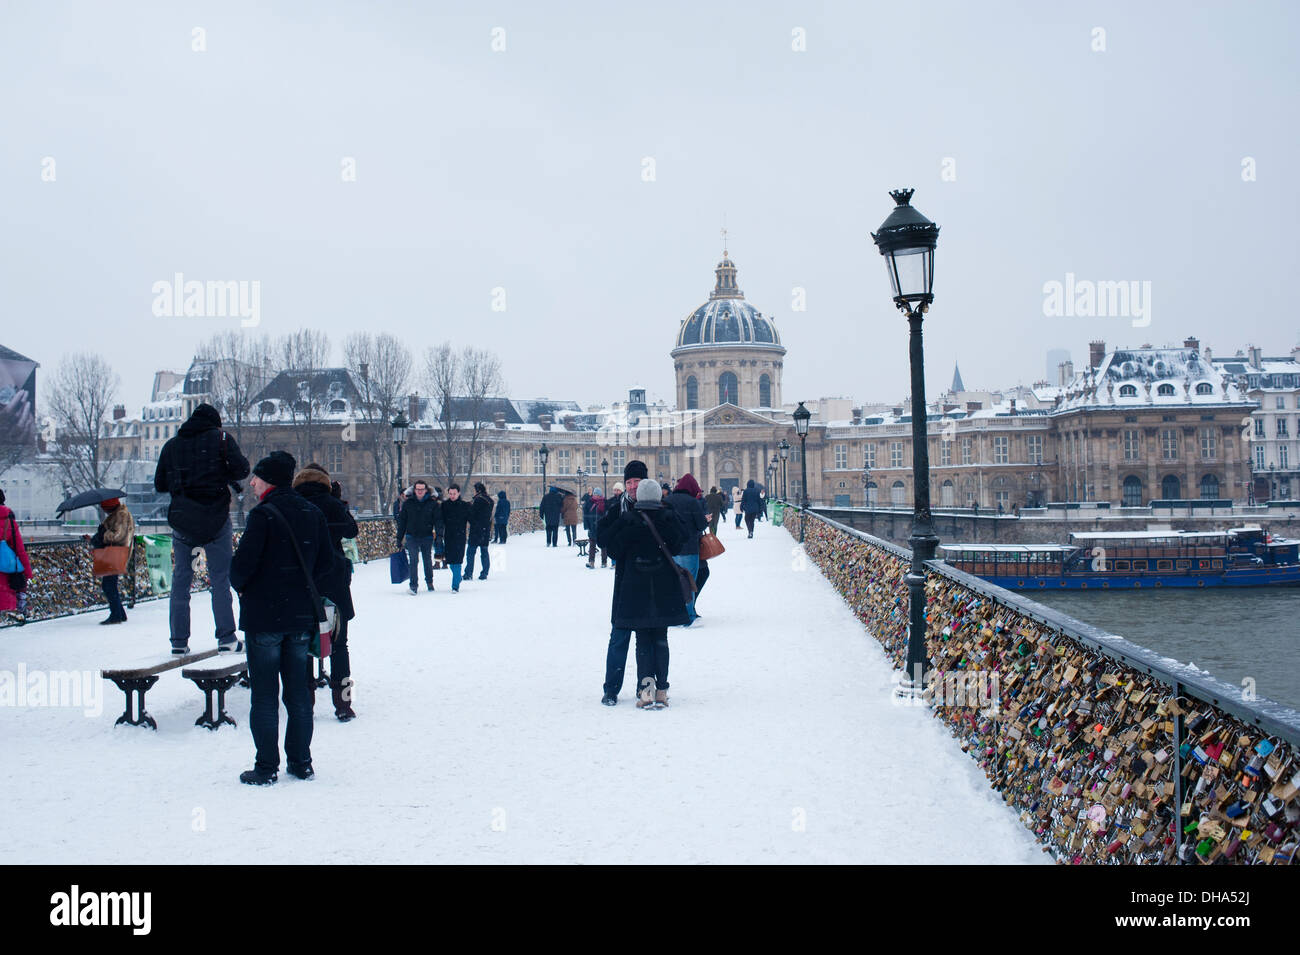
[274,328,331,464]
[423,343,505,489]
[47,352,121,489]
[194,330,273,448]
[344,331,412,512]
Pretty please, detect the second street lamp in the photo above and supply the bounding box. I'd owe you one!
[872,187,940,698]
[539,442,549,506]
[391,411,409,495]
[778,438,790,501]
[793,401,812,542]
[601,457,609,498]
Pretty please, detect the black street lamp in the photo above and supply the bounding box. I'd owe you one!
[793,401,812,542]
[862,461,872,506]
[601,457,609,498]
[872,187,940,696]
[539,442,549,503]
[391,411,409,493]
[778,438,790,501]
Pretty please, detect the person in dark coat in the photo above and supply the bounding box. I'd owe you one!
[598,459,650,705]
[539,485,563,547]
[704,486,726,536]
[665,473,707,624]
[601,479,688,708]
[230,451,335,785]
[464,482,494,580]
[493,490,511,544]
[740,479,763,538]
[293,464,359,722]
[439,484,471,591]
[582,487,607,569]
[154,402,251,653]
[396,480,440,594]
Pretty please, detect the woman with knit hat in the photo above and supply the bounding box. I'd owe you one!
[85,497,134,625]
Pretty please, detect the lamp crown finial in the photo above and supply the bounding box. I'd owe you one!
[889,188,915,206]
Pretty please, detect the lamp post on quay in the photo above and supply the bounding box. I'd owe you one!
[391,412,409,494]
[539,442,549,506]
[778,438,790,502]
[872,187,940,698]
[862,462,872,506]
[792,401,811,542]
[601,457,609,498]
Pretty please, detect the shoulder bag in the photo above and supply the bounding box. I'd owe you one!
[639,511,698,606]
[262,502,336,658]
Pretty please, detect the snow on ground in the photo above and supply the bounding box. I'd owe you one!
[0,522,1048,864]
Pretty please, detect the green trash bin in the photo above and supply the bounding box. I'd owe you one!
[144,534,174,595]
[772,502,785,527]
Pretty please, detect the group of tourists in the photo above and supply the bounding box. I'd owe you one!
[393,480,500,593]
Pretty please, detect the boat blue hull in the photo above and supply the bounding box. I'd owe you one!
[979,566,1300,590]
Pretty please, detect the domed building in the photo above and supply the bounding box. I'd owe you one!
[672,255,785,411]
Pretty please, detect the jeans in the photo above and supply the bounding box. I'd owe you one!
[101,575,125,620]
[603,627,632,697]
[708,515,719,535]
[493,522,508,544]
[450,563,463,590]
[545,524,559,546]
[634,628,670,691]
[405,535,434,588]
[170,518,235,649]
[735,511,743,528]
[465,544,489,578]
[247,630,313,774]
[745,513,756,534]
[330,614,350,684]
[672,554,699,620]
[564,525,576,545]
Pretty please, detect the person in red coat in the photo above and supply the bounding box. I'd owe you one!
[0,489,34,615]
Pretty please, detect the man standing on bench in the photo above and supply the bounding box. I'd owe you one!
[230,451,335,786]
[154,402,250,655]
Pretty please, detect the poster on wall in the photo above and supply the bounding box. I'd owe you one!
[0,344,39,455]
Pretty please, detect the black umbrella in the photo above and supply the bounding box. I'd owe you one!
[56,488,127,514]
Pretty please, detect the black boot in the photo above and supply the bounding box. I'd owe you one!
[240,768,277,786]
[332,681,356,722]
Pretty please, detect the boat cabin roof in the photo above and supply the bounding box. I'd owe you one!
[940,543,1075,553]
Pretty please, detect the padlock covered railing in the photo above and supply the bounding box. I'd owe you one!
[784,504,1300,866]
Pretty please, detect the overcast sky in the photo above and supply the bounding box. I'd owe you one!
[2,0,1297,413]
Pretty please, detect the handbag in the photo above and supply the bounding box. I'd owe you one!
[389,548,409,584]
[262,503,335,658]
[639,511,698,606]
[698,529,725,560]
[91,545,130,577]
[0,514,21,573]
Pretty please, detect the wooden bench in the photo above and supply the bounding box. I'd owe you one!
[182,655,248,731]
[102,649,219,729]
[576,539,589,558]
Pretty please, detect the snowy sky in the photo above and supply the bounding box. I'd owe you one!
[2,0,1297,413]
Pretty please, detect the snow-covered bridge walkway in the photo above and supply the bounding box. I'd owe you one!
[1,522,1046,864]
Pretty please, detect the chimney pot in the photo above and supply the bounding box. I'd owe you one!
[539,413,553,431]
[1088,340,1106,370]
[494,412,506,429]
[113,404,126,420]
[408,393,419,423]
[1183,336,1200,351]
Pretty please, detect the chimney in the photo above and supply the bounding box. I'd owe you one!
[408,393,419,423]
[1058,360,1074,386]
[113,404,126,421]
[1248,345,1263,370]
[562,414,577,431]
[1183,336,1200,352]
[628,388,647,415]
[851,407,862,425]
[494,412,506,429]
[1009,398,1017,414]
[539,413,553,431]
[359,361,369,381]
[942,402,958,413]
[1088,340,1106,370]
[966,401,982,412]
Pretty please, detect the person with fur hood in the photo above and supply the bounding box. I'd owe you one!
[84,498,134,625]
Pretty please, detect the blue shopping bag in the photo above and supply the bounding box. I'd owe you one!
[389,549,409,584]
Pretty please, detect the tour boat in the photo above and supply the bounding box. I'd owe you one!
[939,526,1300,590]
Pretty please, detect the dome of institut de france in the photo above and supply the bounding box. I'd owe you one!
[674,255,782,349]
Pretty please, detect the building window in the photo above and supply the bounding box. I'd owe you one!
[718,372,738,405]
[657,448,670,467]
[1255,444,1265,470]
[1255,418,1265,437]
[613,449,626,472]
[329,399,347,413]
[1027,434,1043,464]
[1199,428,1216,460]
[961,437,972,465]
[759,374,771,408]
[1122,475,1143,507]
[834,443,847,469]
[1282,445,1291,469]
[1122,429,1140,460]
[510,449,521,474]
[1157,384,1176,396]
[325,444,344,473]
[491,448,501,473]
[423,448,436,473]
[995,490,1010,510]
[1161,429,1178,460]
[993,436,1009,464]
[1277,396,1287,410]
[585,449,598,471]
[940,441,951,466]
[1161,474,1181,499]
[890,442,904,468]
[864,444,876,469]
[557,449,571,473]
[1196,383,1213,395]
[1279,418,1290,437]
[890,480,906,505]
[1199,474,1220,499]
[1119,385,1138,398]
[686,376,698,410]
[941,479,954,506]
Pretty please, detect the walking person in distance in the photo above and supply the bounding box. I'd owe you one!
[396,479,440,594]
[440,483,472,592]
[465,482,493,581]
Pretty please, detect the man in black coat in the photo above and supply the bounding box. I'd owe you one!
[396,480,440,594]
[464,482,494,581]
[154,402,250,654]
[539,485,563,547]
[439,483,472,592]
[294,464,359,722]
[597,459,650,705]
[601,478,688,708]
[230,451,335,785]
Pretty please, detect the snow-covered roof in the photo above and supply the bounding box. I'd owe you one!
[1054,345,1251,412]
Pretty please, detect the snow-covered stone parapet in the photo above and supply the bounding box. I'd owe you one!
[784,507,1300,866]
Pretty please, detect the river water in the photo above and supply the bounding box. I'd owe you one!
[1029,588,1300,710]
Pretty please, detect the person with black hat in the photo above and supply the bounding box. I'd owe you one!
[464,482,494,581]
[230,450,336,785]
[596,458,651,705]
[154,402,250,654]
